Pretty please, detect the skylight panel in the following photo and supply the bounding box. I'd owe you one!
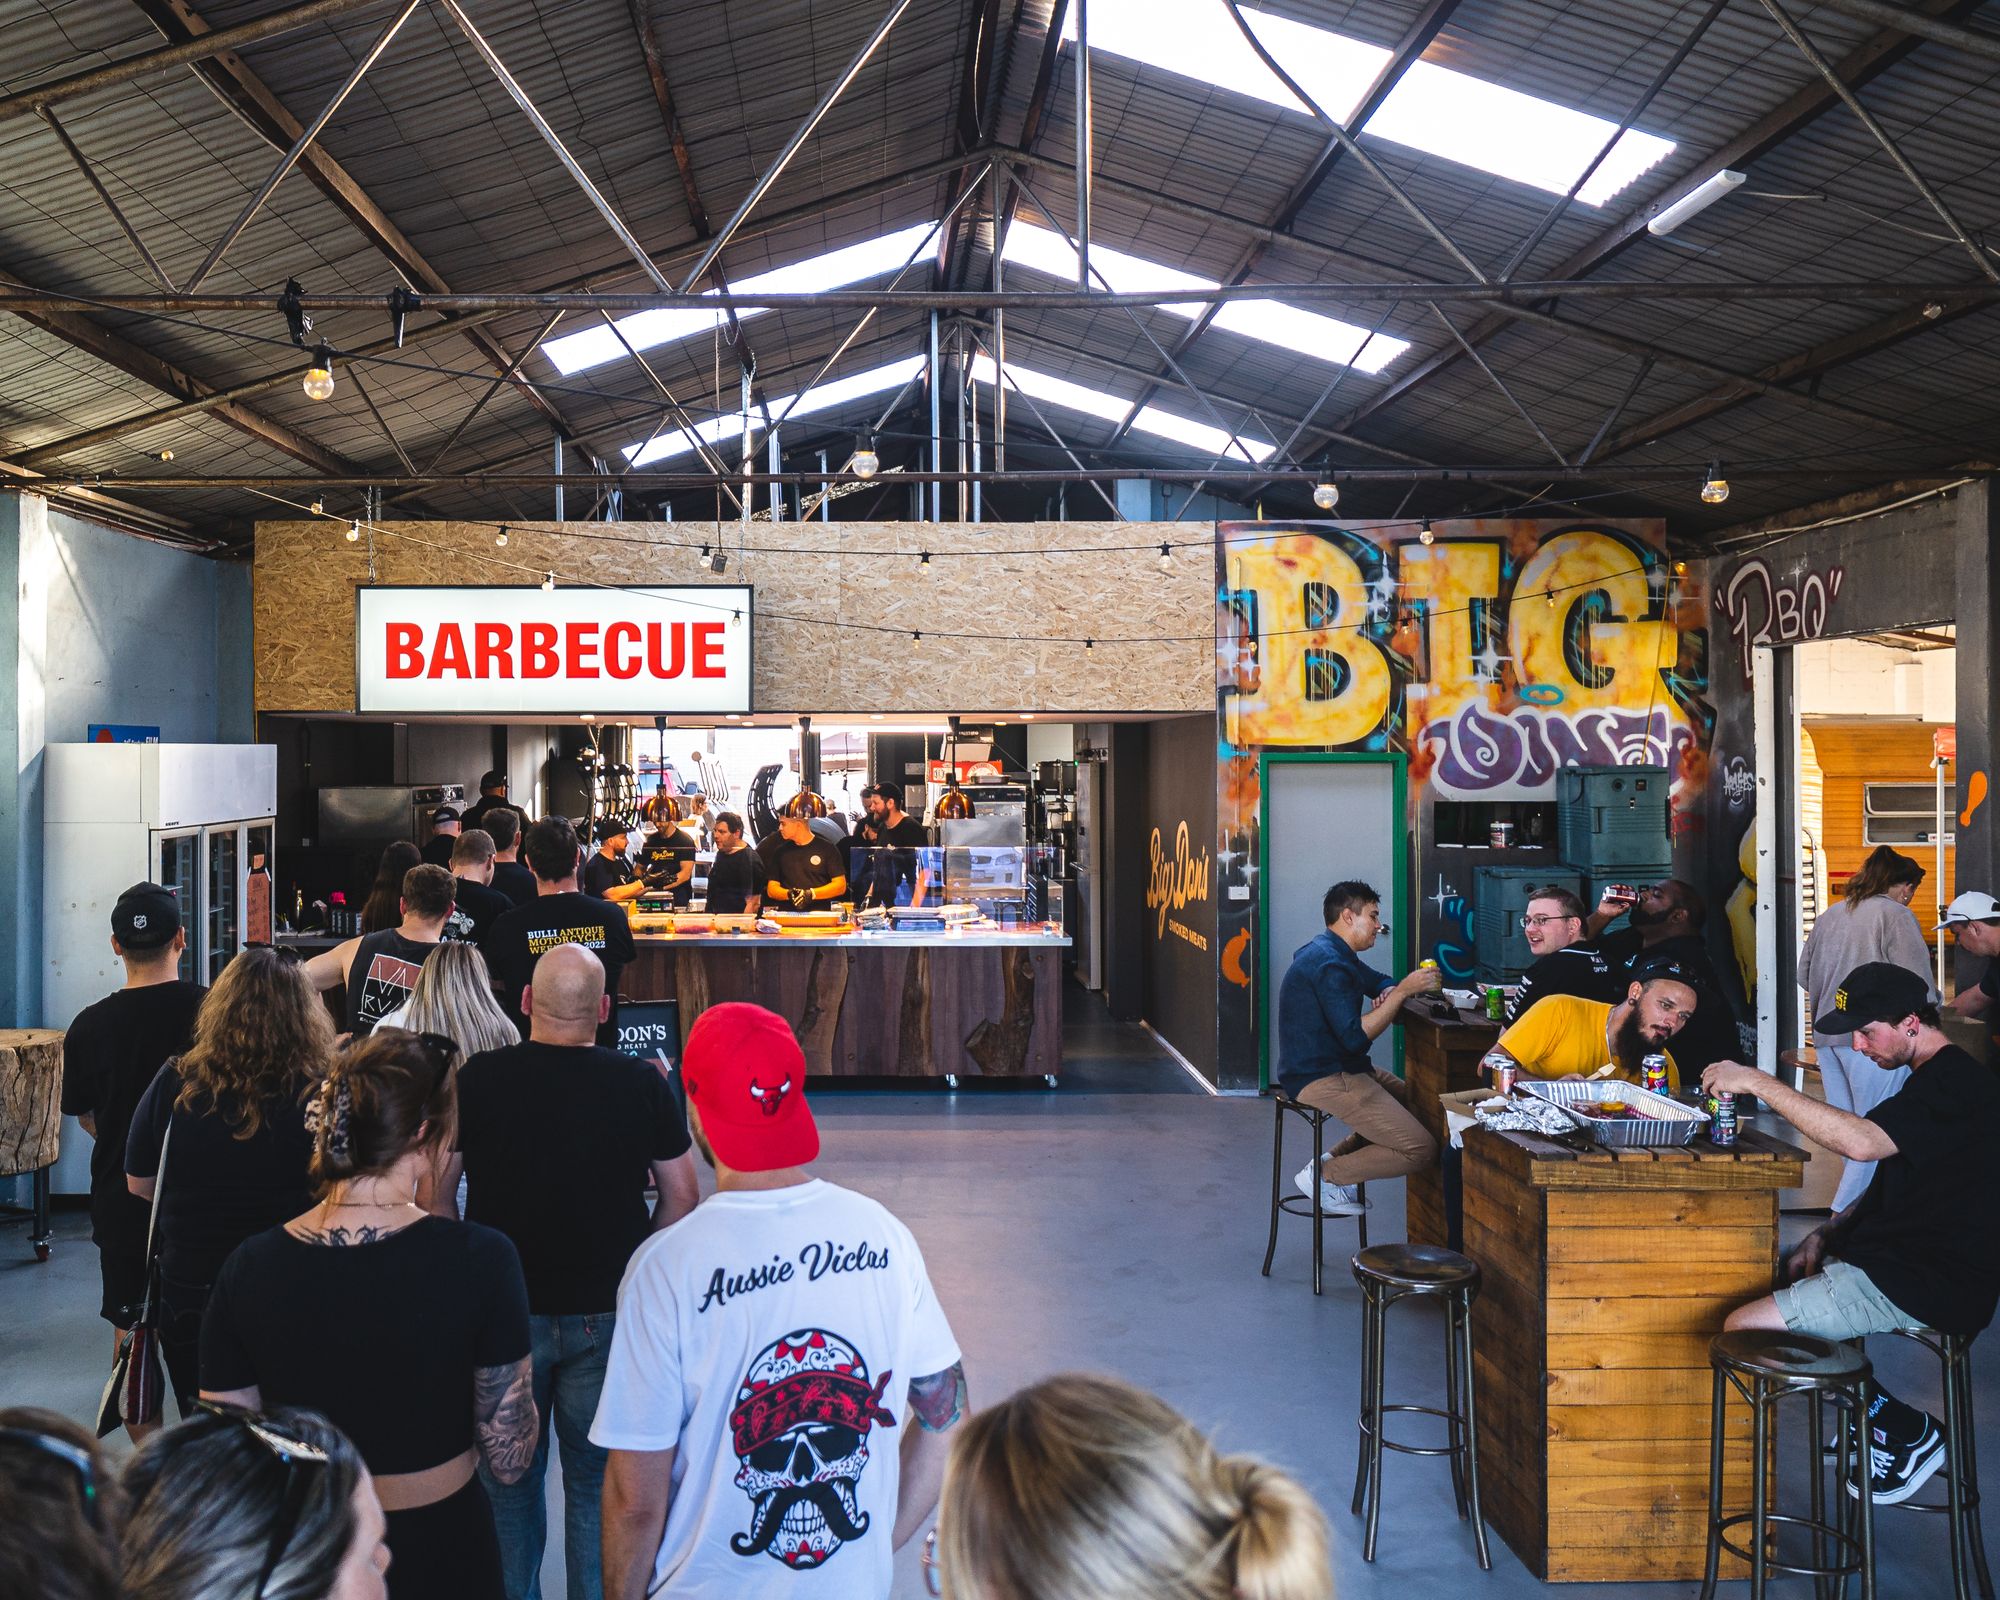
[1002,222,1407,374]
[1065,0,1673,207]
[969,354,1274,463]
[544,223,941,377]
[622,356,923,467]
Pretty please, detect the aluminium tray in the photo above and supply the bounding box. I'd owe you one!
[1520,1080,1705,1146]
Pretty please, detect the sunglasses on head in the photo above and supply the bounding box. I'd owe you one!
[0,1426,100,1528]
[193,1401,331,1598]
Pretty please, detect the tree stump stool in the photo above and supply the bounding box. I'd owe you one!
[0,1028,66,1262]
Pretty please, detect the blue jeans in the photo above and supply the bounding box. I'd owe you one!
[482,1311,614,1600]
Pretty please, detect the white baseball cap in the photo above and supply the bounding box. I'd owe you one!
[1939,891,2000,927]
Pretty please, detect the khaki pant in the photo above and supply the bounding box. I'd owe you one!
[1295,1068,1438,1185]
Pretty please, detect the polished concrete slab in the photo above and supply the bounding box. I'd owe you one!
[1,1038,1974,1596]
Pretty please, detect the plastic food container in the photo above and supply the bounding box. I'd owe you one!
[1520,1080,1706,1146]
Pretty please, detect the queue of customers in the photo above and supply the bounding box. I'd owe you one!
[37,868,1335,1600]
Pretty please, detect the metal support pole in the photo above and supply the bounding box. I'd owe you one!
[957,326,970,522]
[1430,304,1567,465]
[439,0,677,292]
[678,0,919,293]
[1074,0,1092,292]
[929,311,943,523]
[740,366,753,525]
[553,432,564,520]
[38,108,175,290]
[970,340,983,521]
[990,161,1006,471]
[186,0,423,290]
[818,450,830,520]
[767,428,783,520]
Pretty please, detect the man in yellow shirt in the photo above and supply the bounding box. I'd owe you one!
[1494,963,1699,1087]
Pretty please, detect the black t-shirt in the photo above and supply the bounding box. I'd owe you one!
[61,982,206,1225]
[125,1064,315,1286]
[639,829,697,907]
[460,796,525,837]
[421,835,457,870]
[455,1041,691,1314]
[757,834,844,899]
[1589,928,1738,1074]
[490,860,537,907]
[342,929,440,1038]
[1505,945,1617,1024]
[481,891,636,1049]
[1837,1043,2000,1335]
[441,878,512,946]
[704,846,760,914]
[200,1218,529,1474]
[582,850,637,901]
[859,814,928,906]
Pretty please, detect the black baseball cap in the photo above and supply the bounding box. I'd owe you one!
[479,770,508,790]
[1631,956,1697,988]
[113,882,180,949]
[594,815,634,843]
[1813,962,1932,1034]
[430,805,460,826]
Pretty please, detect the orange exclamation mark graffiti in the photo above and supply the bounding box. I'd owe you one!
[1963,771,1989,829]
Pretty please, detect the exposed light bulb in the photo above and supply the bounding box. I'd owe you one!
[309,498,323,515]
[698,544,713,570]
[542,571,555,591]
[1700,462,1730,504]
[1085,638,1095,650]
[153,448,174,462]
[302,346,335,401]
[1418,518,1434,546]
[1157,542,1173,572]
[1312,479,1340,511]
[1545,589,1557,609]
[346,520,360,542]
[731,609,742,628]
[852,432,880,479]
[918,550,932,570]
[495,525,509,547]
[912,630,922,648]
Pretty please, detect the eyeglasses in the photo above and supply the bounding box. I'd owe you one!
[193,1401,331,1598]
[922,1527,944,1597]
[0,1426,100,1528]
[1519,914,1579,930]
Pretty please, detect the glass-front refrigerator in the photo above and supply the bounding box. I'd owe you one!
[151,820,272,985]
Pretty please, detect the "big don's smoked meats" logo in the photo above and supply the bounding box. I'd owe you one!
[1147,821,1212,949]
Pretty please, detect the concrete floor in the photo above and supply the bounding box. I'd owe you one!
[1,994,1977,1597]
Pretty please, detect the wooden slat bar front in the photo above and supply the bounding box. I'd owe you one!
[1401,1005,1499,1247]
[624,934,1066,1078]
[1460,1123,1807,1583]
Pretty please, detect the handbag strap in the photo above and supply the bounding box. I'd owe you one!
[132,1087,176,1323]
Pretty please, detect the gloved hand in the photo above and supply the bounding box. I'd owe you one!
[641,866,672,890]
[788,888,815,910]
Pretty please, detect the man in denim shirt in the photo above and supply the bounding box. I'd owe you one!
[1277,881,1441,1215]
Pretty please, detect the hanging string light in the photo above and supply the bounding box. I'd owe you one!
[1157,542,1173,572]
[345,520,360,542]
[1418,518,1435,546]
[1312,477,1340,511]
[495,525,509,547]
[302,346,336,401]
[1700,461,1730,504]
[851,430,880,479]
[542,571,556,591]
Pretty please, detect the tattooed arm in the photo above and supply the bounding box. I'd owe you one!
[473,1357,538,1485]
[894,1360,968,1549]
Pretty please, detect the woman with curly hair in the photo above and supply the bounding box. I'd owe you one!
[126,946,332,1414]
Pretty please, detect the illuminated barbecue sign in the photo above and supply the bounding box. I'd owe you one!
[355,585,753,714]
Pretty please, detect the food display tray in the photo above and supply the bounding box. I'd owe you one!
[1520,1080,1705,1146]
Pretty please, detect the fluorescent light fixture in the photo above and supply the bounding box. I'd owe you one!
[1002,222,1406,374]
[969,354,1274,462]
[1066,0,1673,207]
[544,223,940,376]
[623,355,923,467]
[1646,168,1747,236]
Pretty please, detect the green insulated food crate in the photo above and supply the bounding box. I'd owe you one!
[1474,865,1585,983]
[1556,764,1671,871]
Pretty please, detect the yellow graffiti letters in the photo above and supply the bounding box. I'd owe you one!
[1147,821,1212,939]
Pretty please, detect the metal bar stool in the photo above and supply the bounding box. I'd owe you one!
[1261,1092,1366,1296]
[1349,1243,1490,1569]
[1699,1330,1876,1600]
[1853,1329,1993,1600]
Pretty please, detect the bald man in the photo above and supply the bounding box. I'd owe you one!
[434,942,699,1599]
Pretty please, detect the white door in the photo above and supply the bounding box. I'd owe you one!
[1265,758,1402,1083]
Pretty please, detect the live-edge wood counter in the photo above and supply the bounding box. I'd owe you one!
[624,929,1070,1079]
[1460,1121,1807,1583]
[1402,1004,1500,1248]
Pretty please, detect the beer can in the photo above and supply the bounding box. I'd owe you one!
[1492,1064,1519,1097]
[1484,985,1506,1021]
[1641,1054,1669,1095]
[1709,1090,1737,1147]
[1419,958,1438,970]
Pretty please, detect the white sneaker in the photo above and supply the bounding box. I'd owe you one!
[1293,1164,1372,1215]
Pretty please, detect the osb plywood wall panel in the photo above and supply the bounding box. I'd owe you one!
[253,521,1213,715]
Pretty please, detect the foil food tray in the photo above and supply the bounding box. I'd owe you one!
[1520,1080,1706,1147]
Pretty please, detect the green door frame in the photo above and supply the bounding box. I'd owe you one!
[1256,751,1410,1091]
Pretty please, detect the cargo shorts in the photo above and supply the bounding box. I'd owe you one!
[1773,1259,1929,1341]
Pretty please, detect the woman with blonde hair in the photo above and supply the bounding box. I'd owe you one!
[1798,843,1934,1209]
[126,946,332,1414]
[375,940,518,1059]
[199,1029,534,1599]
[928,1374,1331,1600]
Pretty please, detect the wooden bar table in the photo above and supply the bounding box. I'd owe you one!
[1459,1121,1807,1582]
[1401,1003,1500,1248]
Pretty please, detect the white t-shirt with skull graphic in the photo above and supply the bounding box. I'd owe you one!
[591,1178,961,1598]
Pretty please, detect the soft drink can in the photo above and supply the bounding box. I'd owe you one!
[1484,985,1506,1021]
[1709,1091,1737,1146]
[1492,1064,1518,1097]
[1641,1054,1669,1095]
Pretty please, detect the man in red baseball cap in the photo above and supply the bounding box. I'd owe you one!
[593,1003,969,1599]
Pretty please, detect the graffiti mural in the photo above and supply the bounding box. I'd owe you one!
[1215,517,1714,1087]
[1715,554,1845,681]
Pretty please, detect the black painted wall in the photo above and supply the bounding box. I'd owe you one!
[1140,714,1219,1076]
